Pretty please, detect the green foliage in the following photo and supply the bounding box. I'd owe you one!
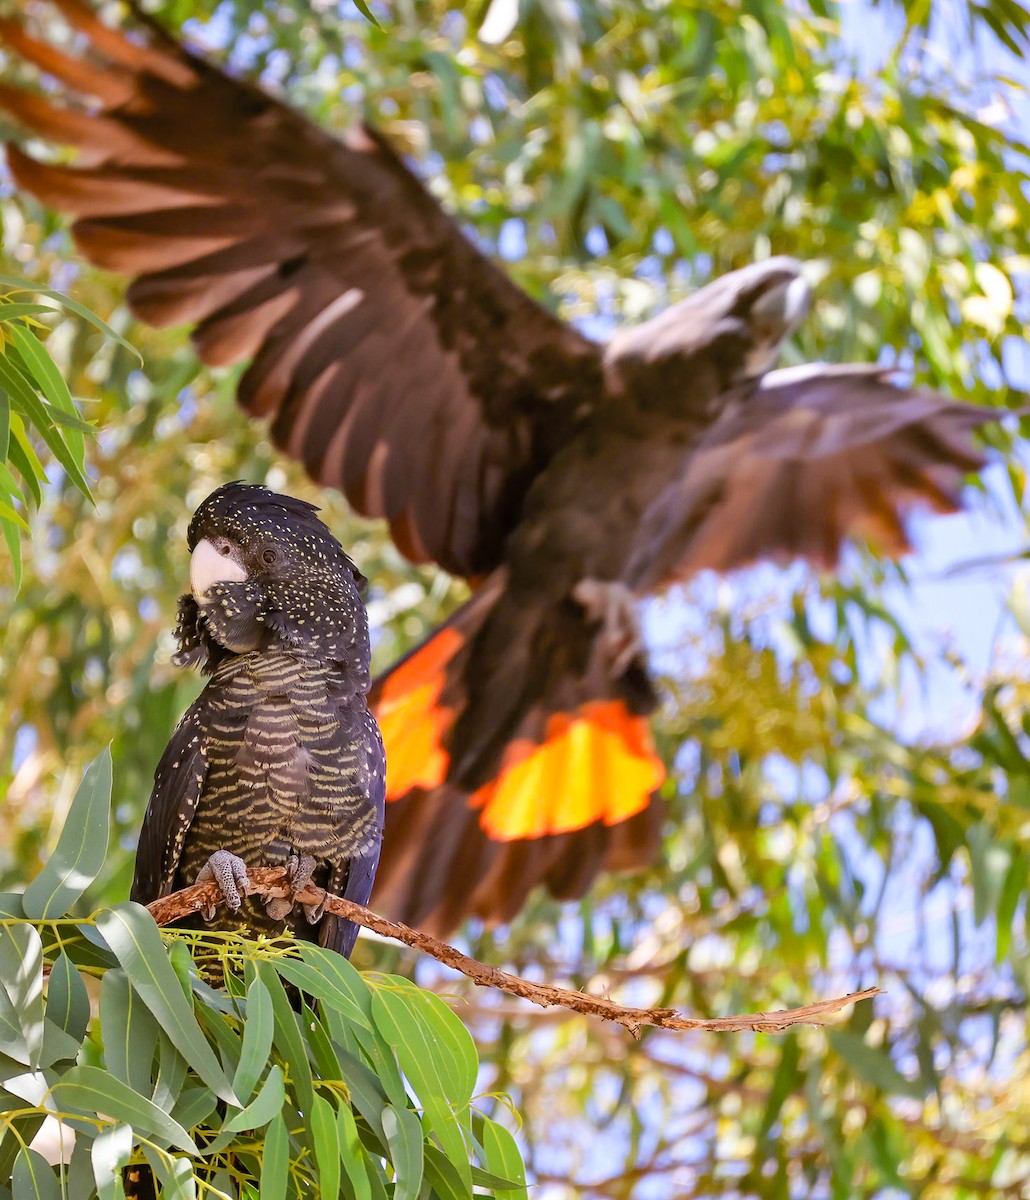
[0,750,527,1198]
[1,0,1029,1196]
[0,277,132,589]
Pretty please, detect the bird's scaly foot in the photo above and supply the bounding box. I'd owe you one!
[195,850,251,920]
[573,579,643,677]
[264,852,326,924]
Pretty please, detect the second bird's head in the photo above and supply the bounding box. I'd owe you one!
[175,481,370,675]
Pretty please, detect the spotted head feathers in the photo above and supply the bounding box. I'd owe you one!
[188,481,366,589]
[175,482,371,686]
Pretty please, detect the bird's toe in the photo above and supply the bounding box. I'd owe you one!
[196,849,251,913]
[286,852,317,893]
[263,853,319,922]
[263,896,294,921]
[301,888,329,924]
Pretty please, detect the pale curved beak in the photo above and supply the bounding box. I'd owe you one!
[189,538,247,597]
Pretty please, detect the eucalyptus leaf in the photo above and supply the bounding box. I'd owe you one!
[22,748,112,920]
[337,1101,372,1200]
[53,1065,199,1154]
[479,1118,527,1199]
[370,976,477,1107]
[0,926,44,1068]
[381,1105,423,1200]
[90,1124,134,1200]
[233,977,274,1103]
[5,312,89,462]
[0,276,141,360]
[310,1094,342,1200]
[214,1065,284,1140]
[95,905,237,1106]
[160,1157,198,1200]
[10,1147,60,1200]
[258,1113,288,1200]
[100,969,159,1096]
[255,962,312,1114]
[46,952,90,1046]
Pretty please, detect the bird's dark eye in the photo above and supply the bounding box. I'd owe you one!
[261,548,278,566]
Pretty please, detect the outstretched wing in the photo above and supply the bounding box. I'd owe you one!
[626,365,993,590]
[0,0,601,576]
[130,698,208,903]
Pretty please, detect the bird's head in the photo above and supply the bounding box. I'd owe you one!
[604,256,812,402]
[174,482,370,679]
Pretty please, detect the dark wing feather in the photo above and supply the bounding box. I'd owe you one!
[321,709,386,958]
[130,698,208,904]
[626,365,993,591]
[0,1,602,577]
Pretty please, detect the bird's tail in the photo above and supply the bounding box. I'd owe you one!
[369,571,666,935]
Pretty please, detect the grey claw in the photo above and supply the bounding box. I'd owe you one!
[263,896,293,921]
[196,850,251,916]
[287,853,317,894]
[302,889,329,925]
[263,853,319,924]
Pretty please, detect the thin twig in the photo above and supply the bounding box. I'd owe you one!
[146,866,881,1036]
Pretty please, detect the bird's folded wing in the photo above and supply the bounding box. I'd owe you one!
[0,0,601,577]
[130,698,208,904]
[627,364,996,590]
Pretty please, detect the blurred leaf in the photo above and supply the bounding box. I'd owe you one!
[758,1033,802,1143]
[22,747,112,920]
[828,1031,924,1099]
[967,822,1012,926]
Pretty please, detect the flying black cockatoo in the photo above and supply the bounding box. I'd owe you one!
[0,1,1004,934]
[130,482,385,958]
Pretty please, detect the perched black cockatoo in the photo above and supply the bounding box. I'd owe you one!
[0,2,1004,934]
[130,482,385,958]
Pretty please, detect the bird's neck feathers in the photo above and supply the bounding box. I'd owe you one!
[172,575,371,687]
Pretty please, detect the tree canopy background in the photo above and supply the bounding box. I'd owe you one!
[1,0,1029,1194]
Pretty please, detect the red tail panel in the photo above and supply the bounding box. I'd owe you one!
[468,702,665,840]
[375,625,464,797]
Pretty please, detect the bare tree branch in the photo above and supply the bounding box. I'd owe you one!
[146,866,881,1036]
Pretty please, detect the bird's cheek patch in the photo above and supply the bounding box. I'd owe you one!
[190,537,247,597]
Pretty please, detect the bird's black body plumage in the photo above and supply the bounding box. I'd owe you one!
[131,482,384,958]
